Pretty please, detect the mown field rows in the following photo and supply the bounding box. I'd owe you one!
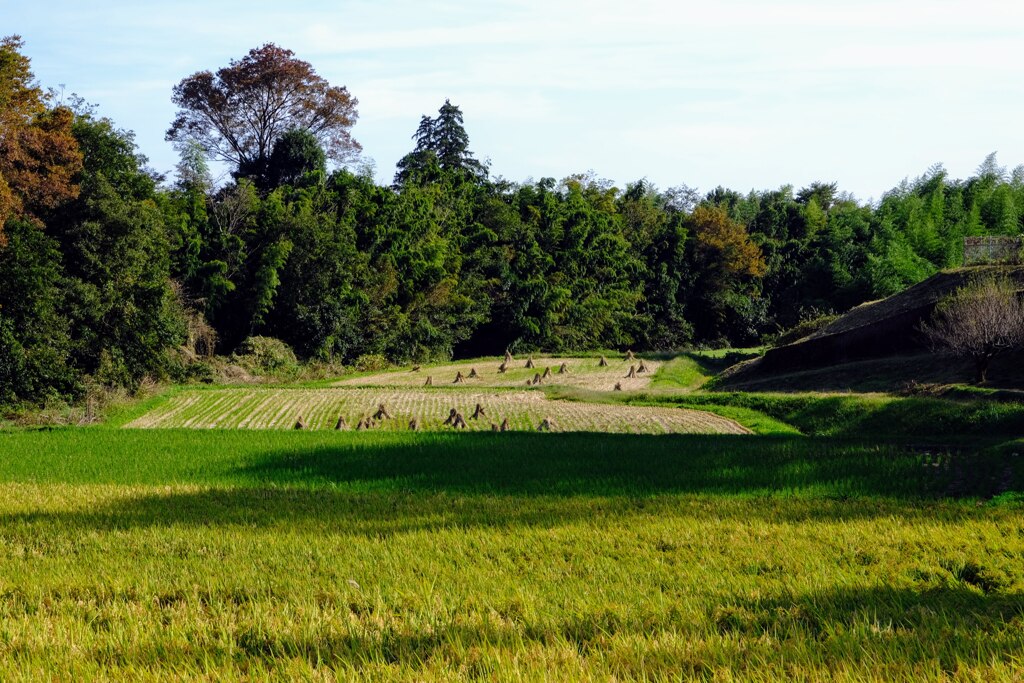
[125,387,749,434]
[337,355,662,391]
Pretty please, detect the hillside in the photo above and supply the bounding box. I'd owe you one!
[719,266,1024,391]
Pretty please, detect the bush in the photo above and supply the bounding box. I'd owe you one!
[232,337,298,375]
[773,312,837,347]
[353,353,390,373]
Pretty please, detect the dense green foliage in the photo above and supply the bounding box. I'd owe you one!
[4,38,1024,409]
[0,429,1021,678]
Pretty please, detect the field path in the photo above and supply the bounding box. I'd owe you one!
[125,387,750,435]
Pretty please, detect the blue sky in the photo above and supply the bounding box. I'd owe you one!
[7,0,1024,201]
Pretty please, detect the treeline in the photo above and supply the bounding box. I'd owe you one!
[3,38,1024,408]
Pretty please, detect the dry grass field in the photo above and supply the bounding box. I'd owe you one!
[337,355,661,391]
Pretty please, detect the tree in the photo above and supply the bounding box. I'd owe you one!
[0,35,82,243]
[0,219,78,404]
[265,128,327,189]
[921,274,1024,383]
[52,113,185,388]
[685,204,767,344]
[394,100,486,186]
[166,44,359,181]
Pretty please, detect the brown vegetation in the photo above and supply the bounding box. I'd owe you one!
[921,273,1024,383]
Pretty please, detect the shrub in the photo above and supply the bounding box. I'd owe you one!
[773,312,838,347]
[353,353,390,373]
[232,337,298,375]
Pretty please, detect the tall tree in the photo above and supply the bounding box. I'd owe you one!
[685,204,767,343]
[166,44,359,182]
[395,100,486,186]
[53,113,185,387]
[0,35,81,243]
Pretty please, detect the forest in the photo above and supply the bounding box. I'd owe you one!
[3,37,1024,408]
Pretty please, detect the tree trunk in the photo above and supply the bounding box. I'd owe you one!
[974,356,989,384]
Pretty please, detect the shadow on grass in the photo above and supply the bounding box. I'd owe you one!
[235,433,955,495]
[3,432,1019,533]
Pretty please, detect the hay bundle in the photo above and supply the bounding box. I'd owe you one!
[614,382,622,391]
[542,367,552,379]
[409,417,420,431]
[599,356,608,367]
[373,403,392,420]
[625,349,635,361]
[335,415,348,431]
[471,403,486,420]
[443,408,458,426]
[411,365,421,372]
[525,357,535,369]
[637,360,648,373]
[424,375,433,386]
[469,367,478,378]
[356,417,375,430]
[453,371,465,384]
[537,417,556,432]
[504,350,513,364]
[451,412,468,429]
[531,373,542,386]
[625,365,637,379]
[294,415,307,430]
[498,361,508,374]
[558,362,569,374]
[491,422,499,432]
[500,418,510,432]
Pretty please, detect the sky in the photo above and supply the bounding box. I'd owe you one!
[7,0,1024,202]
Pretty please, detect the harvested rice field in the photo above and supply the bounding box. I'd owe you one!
[337,355,661,391]
[125,387,749,434]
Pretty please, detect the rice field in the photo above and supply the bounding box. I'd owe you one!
[5,356,1024,679]
[0,429,1020,680]
[125,387,749,434]
[338,355,661,391]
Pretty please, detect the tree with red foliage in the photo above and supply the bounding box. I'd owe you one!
[166,43,359,182]
[0,35,82,244]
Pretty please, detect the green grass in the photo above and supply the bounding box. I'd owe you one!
[648,349,764,390]
[0,429,986,492]
[647,355,712,391]
[627,391,1024,442]
[0,428,1021,679]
